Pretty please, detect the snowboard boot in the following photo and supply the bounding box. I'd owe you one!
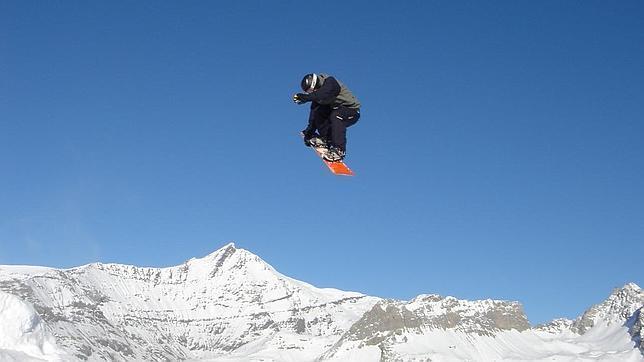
[323,146,345,162]
[306,137,328,148]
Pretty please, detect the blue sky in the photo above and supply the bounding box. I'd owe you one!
[1,1,642,324]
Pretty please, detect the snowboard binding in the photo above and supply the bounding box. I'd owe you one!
[305,137,328,149]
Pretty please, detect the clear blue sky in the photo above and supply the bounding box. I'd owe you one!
[1,1,642,325]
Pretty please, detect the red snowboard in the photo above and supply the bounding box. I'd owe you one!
[301,134,354,176]
[310,144,354,176]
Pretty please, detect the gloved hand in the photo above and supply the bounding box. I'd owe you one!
[293,93,312,104]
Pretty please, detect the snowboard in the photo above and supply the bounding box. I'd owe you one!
[302,135,354,176]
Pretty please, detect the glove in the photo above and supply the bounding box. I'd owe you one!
[293,93,312,104]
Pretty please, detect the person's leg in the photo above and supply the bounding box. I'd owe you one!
[329,107,360,151]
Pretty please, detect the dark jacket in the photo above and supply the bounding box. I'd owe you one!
[307,74,361,110]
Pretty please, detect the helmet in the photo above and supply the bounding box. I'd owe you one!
[301,73,318,93]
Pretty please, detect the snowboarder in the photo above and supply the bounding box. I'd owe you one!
[293,73,361,162]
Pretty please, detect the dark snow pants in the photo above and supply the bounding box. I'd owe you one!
[306,105,360,151]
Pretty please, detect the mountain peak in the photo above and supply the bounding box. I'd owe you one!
[196,242,237,261]
[571,282,644,334]
[187,242,243,269]
[183,242,268,281]
[220,241,236,251]
[609,283,643,305]
[622,283,641,293]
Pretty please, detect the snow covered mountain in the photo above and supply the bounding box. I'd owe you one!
[324,287,643,362]
[0,243,642,361]
[0,243,378,361]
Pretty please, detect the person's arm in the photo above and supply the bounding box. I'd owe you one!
[301,105,319,142]
[307,77,341,105]
[293,77,341,105]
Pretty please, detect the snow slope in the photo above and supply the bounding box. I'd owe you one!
[323,316,642,362]
[0,291,67,361]
[0,243,642,361]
